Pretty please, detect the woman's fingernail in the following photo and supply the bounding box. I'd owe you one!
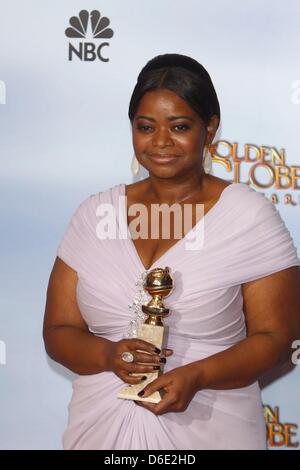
[159,357,166,363]
[154,347,161,354]
[141,376,147,381]
[138,389,145,397]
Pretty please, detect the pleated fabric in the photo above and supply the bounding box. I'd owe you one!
[56,182,300,450]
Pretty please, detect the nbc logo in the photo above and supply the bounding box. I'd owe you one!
[65,10,114,62]
[0,80,6,104]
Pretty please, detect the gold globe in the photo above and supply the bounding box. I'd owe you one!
[142,267,174,325]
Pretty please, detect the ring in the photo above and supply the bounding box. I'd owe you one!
[121,351,134,363]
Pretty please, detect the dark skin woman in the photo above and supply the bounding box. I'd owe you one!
[43,61,300,418]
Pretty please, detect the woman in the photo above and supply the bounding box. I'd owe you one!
[43,54,300,450]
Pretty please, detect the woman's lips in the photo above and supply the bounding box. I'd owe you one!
[147,153,180,164]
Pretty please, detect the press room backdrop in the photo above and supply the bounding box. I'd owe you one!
[0,0,299,450]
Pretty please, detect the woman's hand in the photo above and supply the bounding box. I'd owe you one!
[134,363,200,415]
[107,338,173,385]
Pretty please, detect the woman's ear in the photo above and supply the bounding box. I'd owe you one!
[206,115,219,146]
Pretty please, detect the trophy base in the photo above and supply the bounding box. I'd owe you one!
[117,371,161,403]
[117,323,165,404]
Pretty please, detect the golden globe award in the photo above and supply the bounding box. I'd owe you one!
[117,267,174,404]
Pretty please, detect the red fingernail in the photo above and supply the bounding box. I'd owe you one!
[138,389,145,397]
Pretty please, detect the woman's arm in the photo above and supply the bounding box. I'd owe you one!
[193,266,300,390]
[43,257,168,379]
[43,257,112,375]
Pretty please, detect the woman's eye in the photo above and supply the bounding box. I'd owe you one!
[136,124,190,133]
[173,124,190,131]
[137,125,153,132]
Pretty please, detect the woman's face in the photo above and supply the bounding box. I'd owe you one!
[132,88,218,179]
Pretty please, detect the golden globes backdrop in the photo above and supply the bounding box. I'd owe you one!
[0,0,299,449]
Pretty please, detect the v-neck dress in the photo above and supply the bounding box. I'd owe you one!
[56,182,300,450]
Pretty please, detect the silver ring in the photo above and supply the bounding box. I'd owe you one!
[121,351,134,363]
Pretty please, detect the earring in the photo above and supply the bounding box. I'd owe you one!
[131,154,140,176]
[203,146,213,174]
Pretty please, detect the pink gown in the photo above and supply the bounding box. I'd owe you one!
[56,182,300,450]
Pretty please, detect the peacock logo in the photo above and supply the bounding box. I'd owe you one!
[65,10,114,62]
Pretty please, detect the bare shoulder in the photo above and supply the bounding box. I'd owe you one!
[206,175,232,190]
[125,178,151,203]
[125,179,147,194]
[203,175,232,203]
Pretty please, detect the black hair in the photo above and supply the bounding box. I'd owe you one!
[128,53,220,126]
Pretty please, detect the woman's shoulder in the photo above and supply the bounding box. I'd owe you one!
[206,179,285,239]
[221,182,293,248]
[205,175,273,220]
[90,183,125,204]
[223,180,275,215]
[211,181,299,282]
[69,183,124,222]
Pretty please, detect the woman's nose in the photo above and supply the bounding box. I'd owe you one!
[152,128,174,147]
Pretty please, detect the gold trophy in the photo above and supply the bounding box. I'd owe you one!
[117,267,174,403]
